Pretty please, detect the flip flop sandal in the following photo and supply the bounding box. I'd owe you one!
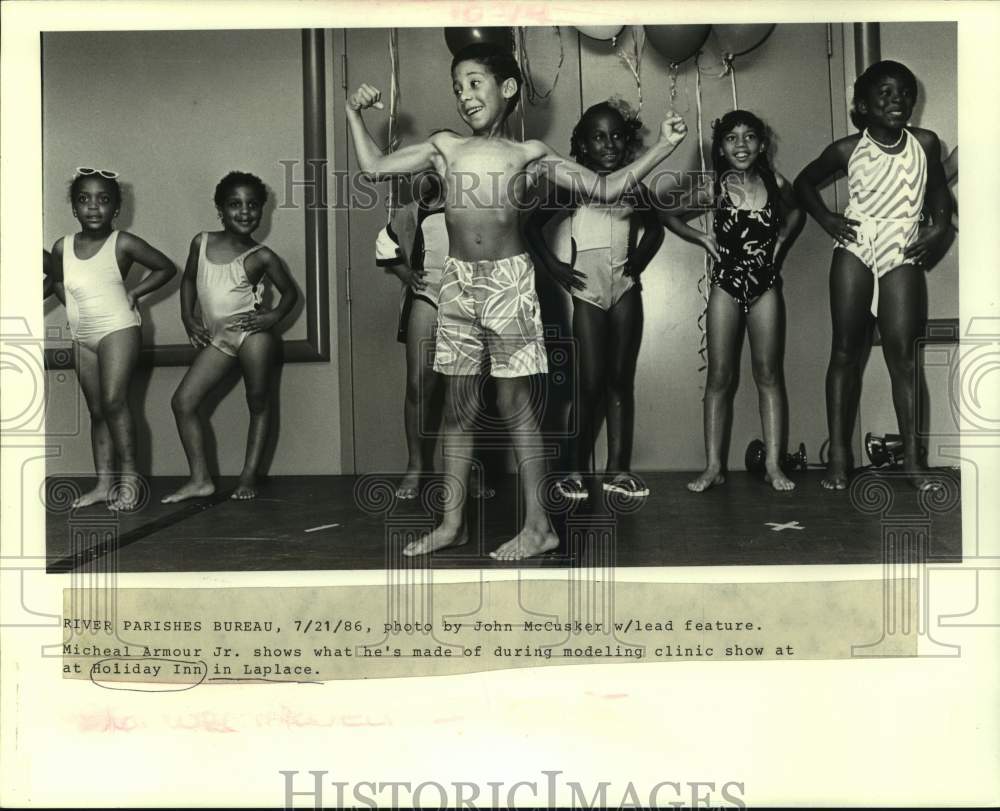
[556,477,589,500]
[603,474,649,498]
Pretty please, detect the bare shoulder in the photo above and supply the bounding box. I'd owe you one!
[774,171,790,188]
[428,129,463,151]
[908,126,942,154]
[522,139,552,161]
[247,245,283,273]
[115,230,140,250]
[250,244,279,263]
[831,132,863,160]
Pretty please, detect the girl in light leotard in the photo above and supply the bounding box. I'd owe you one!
[49,168,177,510]
[795,60,952,491]
[162,171,298,503]
[526,101,664,500]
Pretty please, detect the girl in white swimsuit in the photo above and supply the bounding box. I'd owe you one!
[162,171,298,504]
[527,101,664,500]
[50,168,176,510]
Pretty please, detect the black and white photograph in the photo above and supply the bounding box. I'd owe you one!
[40,19,961,572]
[2,1,998,808]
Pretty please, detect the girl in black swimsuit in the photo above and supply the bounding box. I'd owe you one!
[663,110,802,492]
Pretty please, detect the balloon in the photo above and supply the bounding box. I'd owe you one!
[712,23,776,58]
[575,26,624,42]
[444,27,515,56]
[644,24,712,65]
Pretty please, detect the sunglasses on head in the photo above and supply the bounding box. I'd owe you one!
[75,166,119,179]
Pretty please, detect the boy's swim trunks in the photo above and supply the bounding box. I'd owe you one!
[434,253,548,378]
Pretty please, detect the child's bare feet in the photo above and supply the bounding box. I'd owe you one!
[821,451,850,490]
[765,465,796,491]
[161,479,215,503]
[403,523,468,556]
[395,470,421,500]
[231,476,257,501]
[107,474,142,512]
[489,524,559,561]
[471,481,496,499]
[469,469,495,499]
[904,462,943,492]
[72,482,111,509]
[687,465,724,493]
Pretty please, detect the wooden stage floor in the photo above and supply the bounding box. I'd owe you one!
[45,471,962,573]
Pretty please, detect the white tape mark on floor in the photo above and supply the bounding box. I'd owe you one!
[304,523,341,533]
[765,521,804,532]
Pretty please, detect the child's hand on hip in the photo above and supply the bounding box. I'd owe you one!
[820,212,860,245]
[183,316,211,349]
[347,84,385,112]
[904,225,946,268]
[659,112,688,148]
[126,290,138,310]
[699,233,721,262]
[408,267,428,293]
[389,265,427,292]
[549,259,587,292]
[232,309,279,333]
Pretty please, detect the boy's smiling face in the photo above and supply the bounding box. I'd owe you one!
[452,59,516,134]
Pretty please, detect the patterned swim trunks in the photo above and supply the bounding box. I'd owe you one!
[434,253,548,378]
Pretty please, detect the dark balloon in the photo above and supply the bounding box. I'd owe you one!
[444,27,516,56]
[575,26,624,42]
[712,24,776,58]
[644,24,712,65]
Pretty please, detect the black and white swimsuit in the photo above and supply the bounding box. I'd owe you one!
[711,186,780,312]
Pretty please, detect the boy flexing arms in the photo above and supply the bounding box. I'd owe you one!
[346,43,687,560]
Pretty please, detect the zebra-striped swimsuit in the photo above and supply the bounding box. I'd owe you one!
[841,128,927,314]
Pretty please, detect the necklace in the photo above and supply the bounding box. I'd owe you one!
[868,128,904,149]
[725,173,764,210]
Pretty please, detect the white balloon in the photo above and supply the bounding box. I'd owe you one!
[576,26,624,42]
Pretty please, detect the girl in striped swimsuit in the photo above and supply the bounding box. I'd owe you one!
[795,60,952,491]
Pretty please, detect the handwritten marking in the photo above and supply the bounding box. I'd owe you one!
[89,657,207,692]
[77,709,140,733]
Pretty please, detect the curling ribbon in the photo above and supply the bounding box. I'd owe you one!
[694,51,710,374]
[512,27,527,141]
[517,26,564,104]
[727,55,738,109]
[386,28,401,222]
[616,25,645,115]
[666,61,694,114]
[697,51,739,110]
